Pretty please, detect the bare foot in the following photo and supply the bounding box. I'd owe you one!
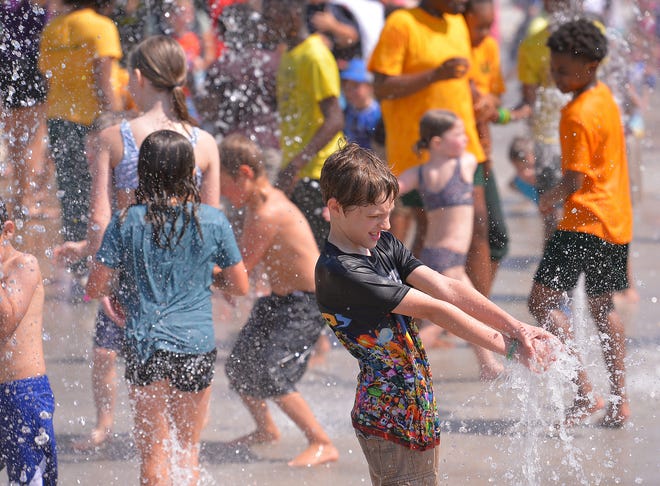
[599,402,630,428]
[564,395,605,427]
[227,428,281,448]
[72,427,111,452]
[288,442,339,467]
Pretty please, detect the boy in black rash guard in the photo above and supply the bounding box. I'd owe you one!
[315,142,559,485]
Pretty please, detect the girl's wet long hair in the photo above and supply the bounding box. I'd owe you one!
[129,35,195,126]
[135,130,202,249]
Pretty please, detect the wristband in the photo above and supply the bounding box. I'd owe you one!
[497,107,511,125]
[506,339,519,360]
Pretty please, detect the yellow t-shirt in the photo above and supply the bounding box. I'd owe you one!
[470,35,504,97]
[39,8,122,125]
[558,82,632,245]
[368,8,484,175]
[277,34,344,180]
[517,23,570,143]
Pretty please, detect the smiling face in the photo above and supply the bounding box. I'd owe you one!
[550,52,598,95]
[328,195,395,254]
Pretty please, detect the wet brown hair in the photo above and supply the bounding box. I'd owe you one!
[136,130,201,249]
[219,134,265,178]
[320,142,399,209]
[129,35,195,125]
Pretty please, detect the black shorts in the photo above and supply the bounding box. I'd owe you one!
[124,348,217,392]
[225,292,325,399]
[534,230,629,297]
[0,58,47,109]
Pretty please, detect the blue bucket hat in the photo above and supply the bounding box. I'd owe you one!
[340,58,373,83]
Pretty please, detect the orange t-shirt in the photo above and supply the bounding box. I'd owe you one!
[368,8,484,175]
[470,35,504,97]
[558,82,632,244]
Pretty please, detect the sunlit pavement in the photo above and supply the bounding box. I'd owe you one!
[10,10,660,486]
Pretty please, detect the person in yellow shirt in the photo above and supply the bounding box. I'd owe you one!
[517,0,573,240]
[528,19,632,429]
[262,0,344,251]
[368,0,484,257]
[39,0,122,256]
[464,0,530,297]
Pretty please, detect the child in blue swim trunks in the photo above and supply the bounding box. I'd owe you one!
[0,198,57,485]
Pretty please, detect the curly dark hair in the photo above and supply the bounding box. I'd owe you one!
[547,18,608,62]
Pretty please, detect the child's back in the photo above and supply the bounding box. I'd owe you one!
[242,187,319,295]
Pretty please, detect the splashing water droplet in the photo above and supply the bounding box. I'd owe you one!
[34,428,50,445]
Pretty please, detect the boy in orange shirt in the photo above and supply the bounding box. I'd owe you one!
[528,19,632,428]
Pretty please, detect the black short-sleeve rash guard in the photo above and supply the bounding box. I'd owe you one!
[315,231,440,450]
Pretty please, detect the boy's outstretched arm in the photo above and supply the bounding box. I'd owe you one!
[403,266,558,368]
[538,170,584,215]
[0,254,41,342]
[277,96,344,195]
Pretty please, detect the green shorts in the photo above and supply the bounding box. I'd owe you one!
[400,189,424,208]
[474,163,509,261]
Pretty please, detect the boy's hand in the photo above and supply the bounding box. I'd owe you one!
[433,57,469,81]
[508,327,561,372]
[101,295,126,327]
[54,240,88,264]
[538,193,556,215]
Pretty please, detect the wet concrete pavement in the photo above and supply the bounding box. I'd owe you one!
[6,9,660,486]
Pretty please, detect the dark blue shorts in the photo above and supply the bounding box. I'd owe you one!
[0,375,57,485]
[93,309,125,352]
[534,230,629,297]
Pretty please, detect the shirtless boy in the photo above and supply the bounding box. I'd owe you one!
[220,135,339,467]
[0,199,57,484]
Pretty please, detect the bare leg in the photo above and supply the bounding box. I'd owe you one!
[529,282,604,425]
[129,381,172,486]
[445,266,503,380]
[74,347,117,451]
[273,392,339,467]
[588,295,630,427]
[3,104,51,217]
[228,394,281,446]
[169,385,213,485]
[466,185,493,297]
